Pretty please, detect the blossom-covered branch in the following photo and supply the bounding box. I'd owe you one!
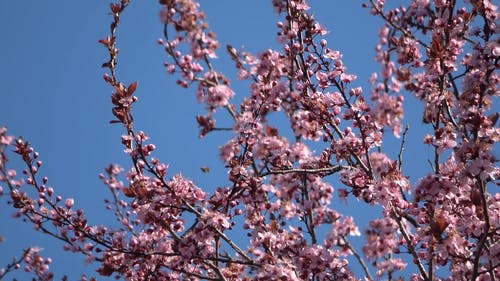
[0,0,498,280]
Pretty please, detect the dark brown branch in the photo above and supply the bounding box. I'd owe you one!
[341,235,373,280]
[262,165,345,176]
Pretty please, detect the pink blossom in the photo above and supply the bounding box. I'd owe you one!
[65,198,74,209]
[0,1,498,280]
[292,110,323,140]
[206,84,234,107]
[340,73,357,83]
[0,127,13,145]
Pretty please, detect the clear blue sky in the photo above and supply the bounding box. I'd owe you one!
[0,1,439,279]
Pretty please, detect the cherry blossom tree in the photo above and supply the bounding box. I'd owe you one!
[1,0,499,280]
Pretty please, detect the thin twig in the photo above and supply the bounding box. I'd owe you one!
[398,124,410,171]
[341,235,373,280]
[263,165,345,176]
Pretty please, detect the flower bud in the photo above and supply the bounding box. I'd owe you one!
[65,198,74,209]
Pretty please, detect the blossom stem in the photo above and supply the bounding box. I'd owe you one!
[392,205,429,281]
[341,235,373,280]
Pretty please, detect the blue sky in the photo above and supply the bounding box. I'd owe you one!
[0,1,443,279]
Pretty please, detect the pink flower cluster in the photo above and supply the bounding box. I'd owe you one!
[1,0,498,280]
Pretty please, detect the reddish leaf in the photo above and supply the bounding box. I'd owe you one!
[430,213,449,239]
[110,3,121,14]
[127,81,138,95]
[266,125,279,137]
[114,85,124,96]
[488,112,499,126]
[122,187,136,198]
[98,38,109,45]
